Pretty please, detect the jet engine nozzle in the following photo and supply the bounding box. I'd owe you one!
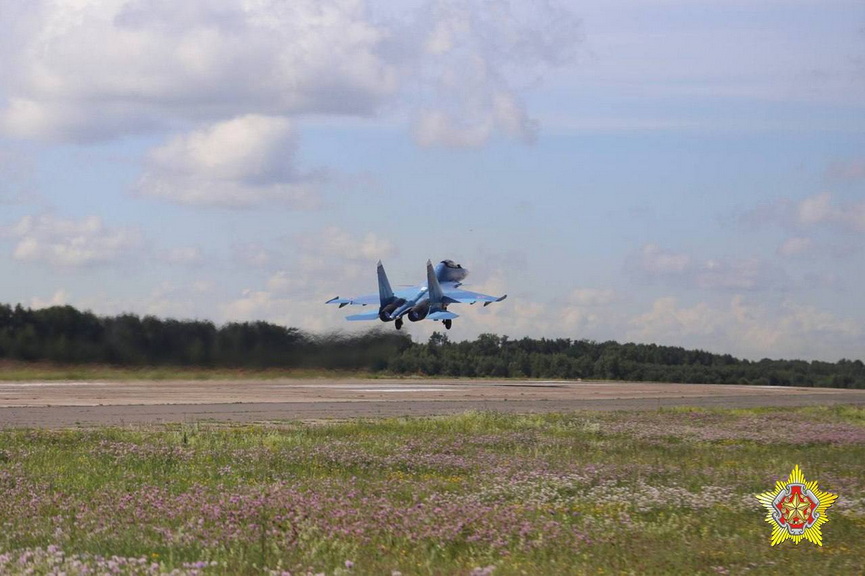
[407,301,430,322]
[379,299,406,322]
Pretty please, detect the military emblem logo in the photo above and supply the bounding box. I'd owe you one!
[755,464,838,546]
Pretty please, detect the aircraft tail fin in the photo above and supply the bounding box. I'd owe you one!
[426,260,444,308]
[377,260,394,306]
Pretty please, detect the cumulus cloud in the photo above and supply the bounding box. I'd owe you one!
[408,0,580,147]
[30,289,70,310]
[741,189,865,236]
[552,287,621,338]
[135,115,321,208]
[232,242,278,269]
[568,288,617,307]
[276,226,396,298]
[0,0,397,142]
[0,0,577,152]
[629,297,727,344]
[797,191,865,232]
[301,226,396,261]
[635,243,786,292]
[629,295,862,360]
[777,236,813,257]
[3,214,142,267]
[693,257,782,291]
[143,281,216,319]
[826,158,865,181]
[639,244,690,274]
[157,246,204,266]
[54,281,218,321]
[221,226,397,326]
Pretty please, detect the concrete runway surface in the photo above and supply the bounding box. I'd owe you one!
[1,379,864,428]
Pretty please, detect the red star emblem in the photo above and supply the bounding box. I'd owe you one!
[774,485,817,530]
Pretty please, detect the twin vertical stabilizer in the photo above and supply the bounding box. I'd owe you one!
[425,260,444,307]
[377,260,394,306]
[425,260,458,321]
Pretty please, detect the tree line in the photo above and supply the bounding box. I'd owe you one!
[0,304,408,371]
[0,303,862,388]
[390,333,864,388]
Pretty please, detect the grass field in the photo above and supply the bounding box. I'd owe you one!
[1,407,863,575]
[0,360,376,382]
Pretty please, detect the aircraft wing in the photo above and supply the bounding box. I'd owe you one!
[345,310,381,321]
[442,288,508,307]
[325,294,379,308]
[326,286,424,308]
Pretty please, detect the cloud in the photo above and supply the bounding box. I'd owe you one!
[629,297,727,344]
[0,0,397,142]
[639,244,690,274]
[232,242,278,269]
[1,1,578,150]
[3,214,142,267]
[143,281,216,319]
[826,158,865,181]
[278,227,396,298]
[412,89,538,148]
[221,226,397,327]
[219,288,341,333]
[407,0,580,147]
[741,189,865,236]
[777,236,813,257]
[693,257,782,291]
[568,288,617,307]
[797,191,865,232]
[628,295,862,360]
[635,243,786,292]
[51,281,219,321]
[301,226,396,261]
[135,115,321,208]
[157,246,204,266]
[30,289,70,310]
[736,188,865,260]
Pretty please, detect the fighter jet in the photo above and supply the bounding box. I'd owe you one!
[326,259,507,330]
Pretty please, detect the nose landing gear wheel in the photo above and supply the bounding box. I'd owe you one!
[395,318,403,330]
[443,319,452,330]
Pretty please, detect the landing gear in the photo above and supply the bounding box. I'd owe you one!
[395,318,403,330]
[443,319,452,330]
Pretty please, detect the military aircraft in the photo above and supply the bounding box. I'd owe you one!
[326,259,507,330]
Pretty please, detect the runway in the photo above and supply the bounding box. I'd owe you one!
[1,379,863,428]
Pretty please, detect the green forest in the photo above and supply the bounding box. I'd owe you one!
[1,303,863,388]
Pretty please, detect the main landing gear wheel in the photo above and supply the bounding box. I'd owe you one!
[395,318,403,330]
[443,319,452,330]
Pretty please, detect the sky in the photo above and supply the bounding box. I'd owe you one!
[1,0,864,361]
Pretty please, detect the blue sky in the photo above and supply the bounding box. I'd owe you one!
[1,0,864,361]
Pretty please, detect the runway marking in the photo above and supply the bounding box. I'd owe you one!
[351,388,453,393]
[268,384,469,391]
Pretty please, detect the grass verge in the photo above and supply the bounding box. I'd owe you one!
[0,360,379,381]
[1,407,863,574]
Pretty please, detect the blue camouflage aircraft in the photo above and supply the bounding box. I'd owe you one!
[326,259,507,330]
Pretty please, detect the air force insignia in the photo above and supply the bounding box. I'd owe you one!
[755,465,838,546]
